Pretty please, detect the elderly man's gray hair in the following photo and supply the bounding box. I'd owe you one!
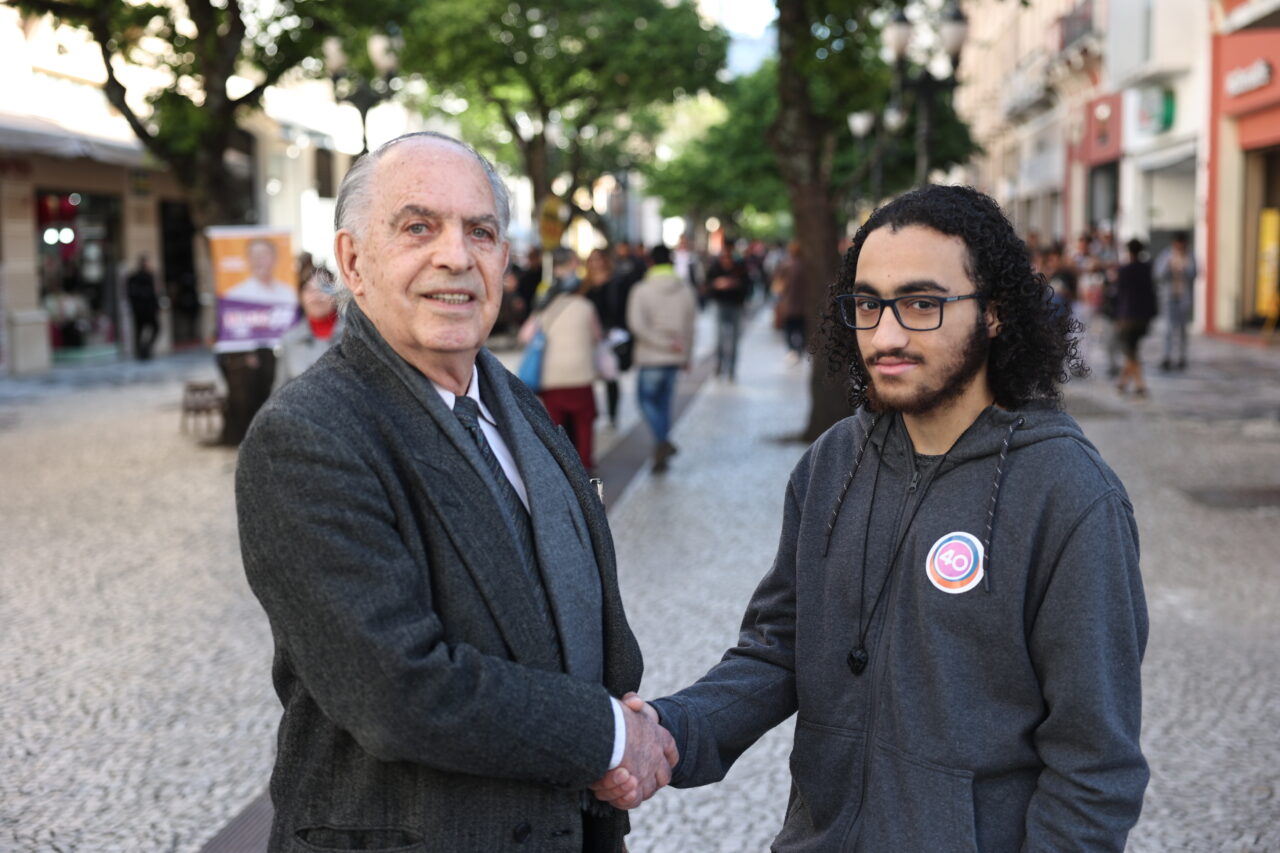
[328,132,512,311]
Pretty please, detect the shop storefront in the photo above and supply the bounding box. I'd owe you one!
[0,135,195,374]
[36,188,123,360]
[1078,92,1124,232]
[1209,27,1280,334]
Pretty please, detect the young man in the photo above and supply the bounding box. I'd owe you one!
[597,185,1149,851]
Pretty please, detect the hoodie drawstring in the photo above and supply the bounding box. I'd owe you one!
[982,416,1025,591]
[822,417,878,557]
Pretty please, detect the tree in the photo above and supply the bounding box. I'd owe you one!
[771,0,975,441]
[642,63,787,235]
[12,0,411,232]
[401,0,728,241]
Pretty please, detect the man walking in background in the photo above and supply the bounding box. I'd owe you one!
[237,132,674,853]
[627,245,697,473]
[125,255,160,361]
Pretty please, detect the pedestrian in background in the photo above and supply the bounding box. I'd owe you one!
[598,186,1147,851]
[1114,238,1158,397]
[273,268,343,390]
[1154,231,1196,371]
[627,244,697,473]
[125,255,160,361]
[528,248,602,472]
[773,240,809,364]
[1094,228,1123,377]
[586,248,634,428]
[705,242,749,382]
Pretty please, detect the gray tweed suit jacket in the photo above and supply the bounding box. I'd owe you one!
[236,304,642,853]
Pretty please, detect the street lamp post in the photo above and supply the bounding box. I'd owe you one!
[847,110,879,204]
[324,34,401,155]
[884,3,968,186]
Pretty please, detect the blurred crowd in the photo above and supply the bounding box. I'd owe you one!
[1027,226,1196,399]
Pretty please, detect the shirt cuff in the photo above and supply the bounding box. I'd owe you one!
[608,696,627,770]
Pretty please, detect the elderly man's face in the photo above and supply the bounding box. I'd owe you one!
[340,139,508,381]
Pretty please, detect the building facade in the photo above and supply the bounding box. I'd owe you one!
[1207,0,1280,334]
[0,8,432,376]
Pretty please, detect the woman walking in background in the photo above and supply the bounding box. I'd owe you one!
[1113,238,1158,397]
[585,248,633,427]
[527,248,603,472]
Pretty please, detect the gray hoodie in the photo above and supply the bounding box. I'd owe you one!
[653,404,1148,852]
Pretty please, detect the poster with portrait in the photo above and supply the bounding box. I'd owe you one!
[207,226,298,353]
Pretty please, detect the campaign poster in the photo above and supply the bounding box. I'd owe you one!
[207,226,298,352]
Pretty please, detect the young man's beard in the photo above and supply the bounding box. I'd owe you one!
[861,317,991,416]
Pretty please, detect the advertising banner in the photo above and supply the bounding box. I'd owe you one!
[1257,208,1279,324]
[206,226,297,353]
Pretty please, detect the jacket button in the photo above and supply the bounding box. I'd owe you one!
[513,822,532,843]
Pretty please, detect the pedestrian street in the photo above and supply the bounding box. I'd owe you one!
[1,310,1278,851]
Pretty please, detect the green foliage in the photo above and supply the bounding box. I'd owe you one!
[13,0,412,222]
[644,49,977,235]
[642,63,785,226]
[401,0,730,230]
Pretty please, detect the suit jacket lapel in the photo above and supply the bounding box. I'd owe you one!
[344,306,561,671]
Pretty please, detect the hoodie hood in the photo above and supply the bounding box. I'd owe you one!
[854,401,1090,468]
[831,402,1094,591]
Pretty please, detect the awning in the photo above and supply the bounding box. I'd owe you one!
[0,111,148,168]
[1131,138,1198,173]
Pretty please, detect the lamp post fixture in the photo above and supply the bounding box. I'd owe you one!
[846,110,881,204]
[884,3,968,186]
[324,34,401,155]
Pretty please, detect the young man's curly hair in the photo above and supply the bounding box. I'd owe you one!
[819,184,1086,411]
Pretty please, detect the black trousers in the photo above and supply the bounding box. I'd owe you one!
[216,348,276,445]
[132,310,159,360]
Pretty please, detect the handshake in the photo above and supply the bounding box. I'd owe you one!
[590,693,677,810]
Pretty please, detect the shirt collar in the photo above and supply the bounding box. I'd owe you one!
[431,367,498,428]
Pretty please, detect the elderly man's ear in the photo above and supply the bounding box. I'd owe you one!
[335,231,364,298]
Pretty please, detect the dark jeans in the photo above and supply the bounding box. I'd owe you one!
[715,303,744,379]
[603,378,621,424]
[783,315,806,354]
[132,310,159,360]
[636,366,678,444]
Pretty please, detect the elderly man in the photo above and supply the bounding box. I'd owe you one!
[236,132,674,853]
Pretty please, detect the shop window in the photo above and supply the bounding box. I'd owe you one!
[36,190,123,356]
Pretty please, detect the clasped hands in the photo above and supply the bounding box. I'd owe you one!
[590,693,676,810]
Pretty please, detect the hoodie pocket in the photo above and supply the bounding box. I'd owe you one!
[774,720,865,849]
[857,738,978,853]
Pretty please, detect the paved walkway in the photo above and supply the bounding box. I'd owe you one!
[2,311,1279,851]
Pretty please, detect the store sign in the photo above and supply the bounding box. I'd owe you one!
[1225,58,1273,98]
[1137,87,1175,134]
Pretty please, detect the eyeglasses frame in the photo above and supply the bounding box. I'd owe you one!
[835,292,985,331]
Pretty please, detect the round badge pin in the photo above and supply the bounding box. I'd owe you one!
[925,531,985,594]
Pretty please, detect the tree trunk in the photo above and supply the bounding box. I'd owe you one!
[769,0,855,442]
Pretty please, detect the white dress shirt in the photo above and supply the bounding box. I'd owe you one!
[432,367,626,770]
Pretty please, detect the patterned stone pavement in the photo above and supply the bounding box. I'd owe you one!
[2,313,1279,852]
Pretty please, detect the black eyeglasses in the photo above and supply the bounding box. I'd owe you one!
[835,293,983,331]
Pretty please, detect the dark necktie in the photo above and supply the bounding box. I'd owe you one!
[452,395,561,662]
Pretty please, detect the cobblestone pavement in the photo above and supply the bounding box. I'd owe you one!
[2,313,1279,852]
